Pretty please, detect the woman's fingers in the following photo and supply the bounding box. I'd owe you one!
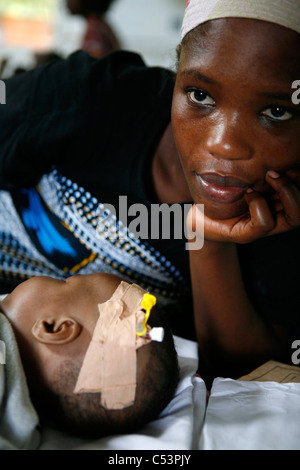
[265,170,300,228]
[244,190,276,234]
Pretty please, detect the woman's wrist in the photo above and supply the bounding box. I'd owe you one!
[191,237,236,260]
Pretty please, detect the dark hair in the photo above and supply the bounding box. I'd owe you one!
[66,0,115,16]
[176,21,214,70]
[30,313,179,438]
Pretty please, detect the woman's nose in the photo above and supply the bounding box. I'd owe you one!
[204,113,253,161]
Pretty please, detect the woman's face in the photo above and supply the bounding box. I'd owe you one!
[172,18,300,219]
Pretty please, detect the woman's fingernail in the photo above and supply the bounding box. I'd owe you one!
[267,170,281,179]
[246,187,254,193]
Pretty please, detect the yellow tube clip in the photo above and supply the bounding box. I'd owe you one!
[136,293,157,336]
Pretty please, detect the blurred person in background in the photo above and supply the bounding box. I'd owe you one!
[66,0,120,58]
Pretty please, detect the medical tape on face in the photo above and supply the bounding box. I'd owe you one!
[74,281,161,410]
[181,0,300,40]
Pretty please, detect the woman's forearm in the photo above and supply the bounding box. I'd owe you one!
[189,240,287,377]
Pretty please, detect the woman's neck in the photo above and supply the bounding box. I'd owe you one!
[152,123,191,204]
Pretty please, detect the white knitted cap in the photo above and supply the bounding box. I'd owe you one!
[181,0,300,40]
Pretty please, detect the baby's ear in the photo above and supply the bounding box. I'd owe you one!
[32,317,81,345]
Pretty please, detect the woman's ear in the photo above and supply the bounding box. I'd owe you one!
[32,317,81,345]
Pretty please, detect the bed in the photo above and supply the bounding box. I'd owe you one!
[38,335,300,451]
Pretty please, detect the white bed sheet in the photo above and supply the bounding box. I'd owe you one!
[199,378,300,450]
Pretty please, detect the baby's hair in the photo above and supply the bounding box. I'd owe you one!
[30,311,180,438]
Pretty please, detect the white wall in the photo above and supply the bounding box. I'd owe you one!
[107,0,185,68]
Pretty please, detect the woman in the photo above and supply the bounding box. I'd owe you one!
[172,0,300,380]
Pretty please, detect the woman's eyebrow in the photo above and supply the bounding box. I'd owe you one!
[180,68,216,84]
[180,69,295,102]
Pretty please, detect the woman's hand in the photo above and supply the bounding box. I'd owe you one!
[187,168,300,245]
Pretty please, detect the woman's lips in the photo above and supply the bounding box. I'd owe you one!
[195,172,250,203]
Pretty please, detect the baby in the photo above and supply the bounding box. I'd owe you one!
[0,273,179,445]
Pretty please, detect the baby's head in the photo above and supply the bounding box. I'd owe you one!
[0,273,179,437]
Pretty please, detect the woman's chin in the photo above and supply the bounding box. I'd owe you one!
[195,198,249,221]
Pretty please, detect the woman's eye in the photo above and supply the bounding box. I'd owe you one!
[262,105,293,121]
[187,89,215,106]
